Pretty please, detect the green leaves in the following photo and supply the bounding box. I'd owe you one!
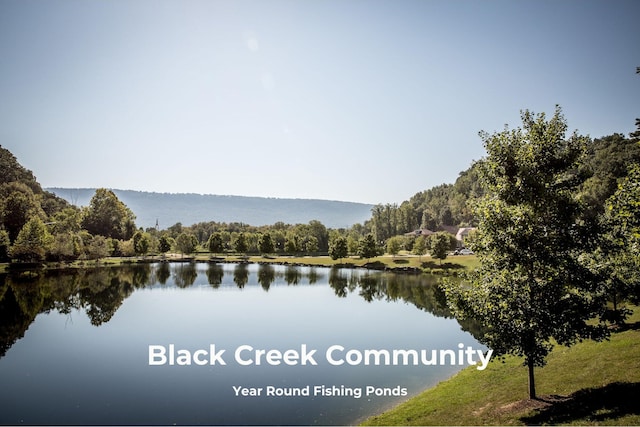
[442,106,609,399]
[82,188,136,240]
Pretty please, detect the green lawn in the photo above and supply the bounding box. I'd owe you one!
[362,309,640,426]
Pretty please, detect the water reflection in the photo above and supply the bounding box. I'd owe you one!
[257,264,275,290]
[206,263,223,288]
[0,264,153,358]
[174,263,198,288]
[0,263,480,360]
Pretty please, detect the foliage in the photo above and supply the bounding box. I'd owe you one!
[85,235,109,260]
[365,162,484,240]
[580,133,640,219]
[0,229,9,262]
[158,234,173,254]
[358,233,378,259]
[175,232,198,256]
[49,232,82,261]
[386,236,402,257]
[207,232,224,254]
[412,235,427,259]
[596,164,640,318]
[607,163,640,242]
[258,232,275,255]
[50,207,83,234]
[232,232,248,254]
[10,216,53,262]
[0,146,43,193]
[328,235,348,260]
[284,232,299,253]
[82,188,136,240]
[0,182,46,242]
[429,232,451,264]
[133,230,151,256]
[442,107,609,399]
[302,235,318,253]
[0,147,69,242]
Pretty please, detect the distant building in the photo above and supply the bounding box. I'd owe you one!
[455,227,477,247]
[404,226,477,248]
[404,229,436,237]
[436,225,459,236]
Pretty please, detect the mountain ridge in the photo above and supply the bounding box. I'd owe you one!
[46,187,374,229]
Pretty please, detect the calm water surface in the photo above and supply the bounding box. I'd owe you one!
[0,262,484,425]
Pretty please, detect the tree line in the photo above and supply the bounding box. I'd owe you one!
[0,147,382,262]
[2,122,638,265]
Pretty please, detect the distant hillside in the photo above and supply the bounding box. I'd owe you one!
[46,188,373,229]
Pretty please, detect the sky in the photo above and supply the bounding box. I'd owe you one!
[1,0,638,205]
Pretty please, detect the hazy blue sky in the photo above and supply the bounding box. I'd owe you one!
[1,0,638,204]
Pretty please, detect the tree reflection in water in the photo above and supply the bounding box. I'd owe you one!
[0,263,484,360]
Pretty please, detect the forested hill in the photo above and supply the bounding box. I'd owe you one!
[364,132,640,242]
[46,188,374,229]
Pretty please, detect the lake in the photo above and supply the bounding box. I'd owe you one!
[0,262,486,425]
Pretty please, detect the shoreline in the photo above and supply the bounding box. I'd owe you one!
[1,253,478,275]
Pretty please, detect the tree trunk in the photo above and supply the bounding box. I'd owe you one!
[527,358,537,400]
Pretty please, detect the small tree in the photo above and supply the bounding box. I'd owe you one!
[358,233,378,259]
[412,235,427,261]
[284,232,299,254]
[176,232,197,257]
[133,230,150,257]
[329,236,348,261]
[429,232,451,265]
[207,232,224,255]
[386,236,402,258]
[49,232,80,261]
[158,234,172,255]
[258,232,275,256]
[86,235,109,260]
[303,235,318,254]
[10,216,52,262]
[233,232,248,255]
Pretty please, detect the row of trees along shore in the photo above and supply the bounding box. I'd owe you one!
[4,130,637,264]
[1,101,639,401]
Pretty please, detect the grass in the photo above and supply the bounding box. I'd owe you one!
[237,253,480,273]
[0,253,480,274]
[362,308,640,426]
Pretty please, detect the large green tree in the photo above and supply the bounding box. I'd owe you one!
[442,107,608,400]
[82,188,136,240]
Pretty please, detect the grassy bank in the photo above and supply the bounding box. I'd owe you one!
[0,253,480,274]
[362,308,640,426]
